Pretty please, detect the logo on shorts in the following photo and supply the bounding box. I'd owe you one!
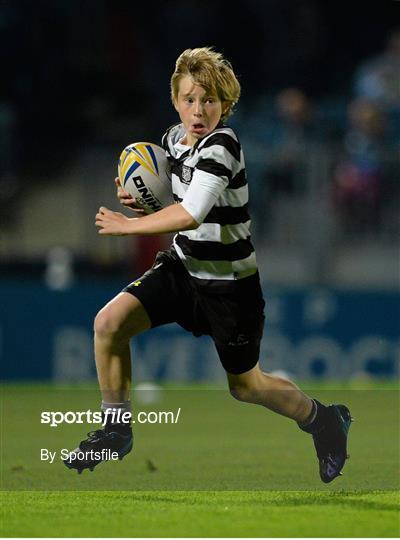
[132,281,141,287]
[228,334,250,347]
[181,166,193,185]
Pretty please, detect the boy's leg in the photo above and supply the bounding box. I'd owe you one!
[94,292,151,404]
[64,292,151,473]
[64,248,186,473]
[226,363,352,483]
[226,362,313,422]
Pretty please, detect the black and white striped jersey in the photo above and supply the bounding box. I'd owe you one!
[162,122,257,286]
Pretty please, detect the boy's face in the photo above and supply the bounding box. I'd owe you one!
[174,75,227,146]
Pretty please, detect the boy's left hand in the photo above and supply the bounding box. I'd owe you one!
[95,206,135,235]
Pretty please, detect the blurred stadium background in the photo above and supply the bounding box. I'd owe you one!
[1,0,399,384]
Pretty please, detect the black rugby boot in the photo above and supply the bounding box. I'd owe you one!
[300,402,353,483]
[63,423,133,474]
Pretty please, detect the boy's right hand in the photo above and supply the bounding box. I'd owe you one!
[115,177,146,215]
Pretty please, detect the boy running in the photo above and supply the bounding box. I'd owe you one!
[64,47,352,483]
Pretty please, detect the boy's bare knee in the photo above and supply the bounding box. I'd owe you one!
[94,307,122,340]
[94,299,147,342]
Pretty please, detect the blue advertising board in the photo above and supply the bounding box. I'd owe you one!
[0,279,398,381]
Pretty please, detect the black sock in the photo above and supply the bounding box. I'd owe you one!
[298,399,328,434]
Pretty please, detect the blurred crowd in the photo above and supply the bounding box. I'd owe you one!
[238,27,400,241]
[0,1,399,276]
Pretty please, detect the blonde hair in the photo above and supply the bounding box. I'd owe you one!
[171,47,241,121]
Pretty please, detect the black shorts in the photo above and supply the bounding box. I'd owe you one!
[123,248,265,375]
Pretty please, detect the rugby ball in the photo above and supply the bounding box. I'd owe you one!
[118,142,174,213]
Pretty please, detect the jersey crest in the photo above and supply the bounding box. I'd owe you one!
[181,165,193,185]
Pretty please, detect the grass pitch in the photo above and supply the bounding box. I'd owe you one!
[2,490,399,537]
[1,382,399,537]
